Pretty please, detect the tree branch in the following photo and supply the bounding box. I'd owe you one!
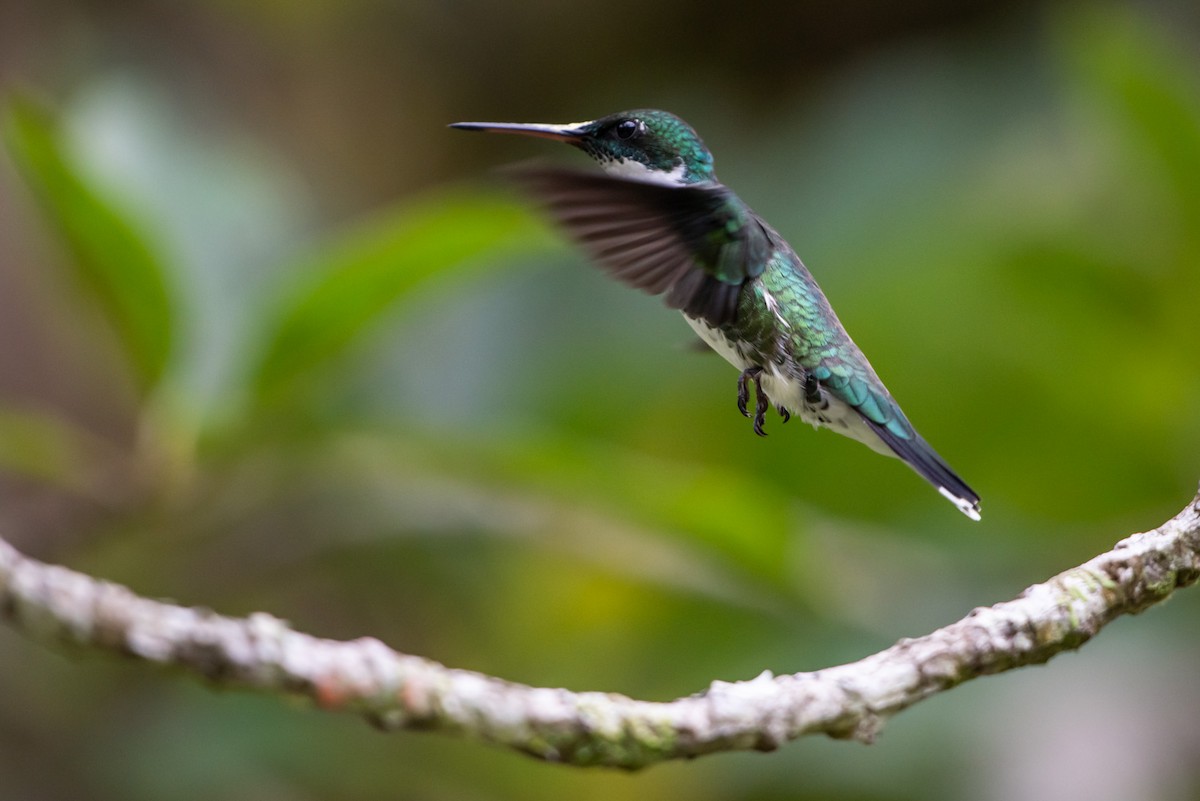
[3,490,1199,769]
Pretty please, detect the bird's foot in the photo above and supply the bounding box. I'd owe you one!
[737,366,770,437]
[737,366,761,418]
[777,405,791,424]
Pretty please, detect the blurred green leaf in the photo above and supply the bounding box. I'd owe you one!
[0,407,115,495]
[2,95,175,394]
[248,193,546,408]
[399,430,800,591]
[1062,7,1200,227]
[319,432,795,614]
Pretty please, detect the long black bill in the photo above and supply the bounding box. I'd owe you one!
[448,120,590,142]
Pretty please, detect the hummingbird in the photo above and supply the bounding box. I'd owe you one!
[450,110,981,520]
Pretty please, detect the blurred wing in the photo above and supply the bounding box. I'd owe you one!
[508,165,772,326]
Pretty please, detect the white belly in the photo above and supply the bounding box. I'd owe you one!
[682,314,892,456]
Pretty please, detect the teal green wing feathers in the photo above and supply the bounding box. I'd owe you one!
[812,364,912,440]
[812,356,980,518]
[753,246,981,518]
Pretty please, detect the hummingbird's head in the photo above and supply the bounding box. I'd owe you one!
[450,109,715,186]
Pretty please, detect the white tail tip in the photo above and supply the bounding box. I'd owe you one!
[939,486,982,521]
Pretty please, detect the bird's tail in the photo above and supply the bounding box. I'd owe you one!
[869,424,981,521]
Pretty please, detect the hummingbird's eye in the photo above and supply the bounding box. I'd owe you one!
[615,119,644,140]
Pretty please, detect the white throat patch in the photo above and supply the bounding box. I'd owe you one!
[601,158,689,186]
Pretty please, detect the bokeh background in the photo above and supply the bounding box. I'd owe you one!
[3,0,1200,799]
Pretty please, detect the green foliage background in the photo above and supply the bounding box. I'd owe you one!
[2,2,1200,799]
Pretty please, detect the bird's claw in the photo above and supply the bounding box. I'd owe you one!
[737,366,760,418]
[737,367,770,437]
